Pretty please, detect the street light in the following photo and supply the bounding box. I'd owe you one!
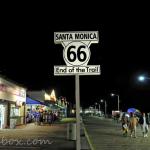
[99,100,104,112]
[111,93,120,111]
[138,75,145,81]
[94,102,98,114]
[100,99,107,117]
[138,75,150,82]
[95,100,103,113]
[95,102,98,108]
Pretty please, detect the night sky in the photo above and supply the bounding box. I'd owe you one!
[1,3,150,113]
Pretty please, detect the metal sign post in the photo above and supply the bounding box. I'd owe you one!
[75,74,80,150]
[54,31,100,150]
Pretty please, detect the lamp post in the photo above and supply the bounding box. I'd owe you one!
[111,93,120,111]
[104,100,107,117]
[100,99,107,117]
[95,102,97,109]
[98,103,101,113]
[95,102,98,114]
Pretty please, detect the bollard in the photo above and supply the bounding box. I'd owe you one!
[67,123,76,140]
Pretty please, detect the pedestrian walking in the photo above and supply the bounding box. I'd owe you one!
[40,112,44,125]
[116,113,120,123]
[121,114,129,137]
[139,112,149,137]
[48,111,53,125]
[129,112,138,138]
[35,112,40,125]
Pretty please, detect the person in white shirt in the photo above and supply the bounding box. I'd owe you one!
[139,113,149,137]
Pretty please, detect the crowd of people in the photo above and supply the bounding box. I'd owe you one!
[26,111,61,125]
[121,112,150,138]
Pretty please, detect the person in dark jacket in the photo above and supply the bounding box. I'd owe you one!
[139,112,149,137]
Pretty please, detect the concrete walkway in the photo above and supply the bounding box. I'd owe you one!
[83,116,150,150]
[0,123,75,150]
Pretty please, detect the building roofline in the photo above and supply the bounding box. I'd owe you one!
[0,74,27,90]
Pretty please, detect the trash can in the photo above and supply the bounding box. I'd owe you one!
[67,123,76,140]
[10,119,16,129]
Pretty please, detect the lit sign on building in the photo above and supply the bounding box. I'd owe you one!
[44,93,50,100]
[16,100,23,107]
[44,90,56,102]
[0,84,26,98]
[50,90,56,102]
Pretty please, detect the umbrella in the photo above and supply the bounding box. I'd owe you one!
[127,108,140,113]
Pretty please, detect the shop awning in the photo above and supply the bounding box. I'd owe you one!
[26,97,45,105]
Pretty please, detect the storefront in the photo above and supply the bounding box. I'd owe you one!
[27,90,68,119]
[0,76,26,129]
[27,90,56,109]
[0,103,5,128]
[26,97,49,123]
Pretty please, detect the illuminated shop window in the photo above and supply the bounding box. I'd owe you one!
[10,104,19,117]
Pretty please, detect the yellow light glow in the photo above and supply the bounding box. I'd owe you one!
[71,109,75,114]
[45,93,50,100]
[16,100,22,106]
[50,89,56,102]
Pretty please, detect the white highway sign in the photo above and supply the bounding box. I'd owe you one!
[54,31,100,150]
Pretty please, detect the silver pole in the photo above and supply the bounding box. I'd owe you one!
[118,95,119,111]
[99,103,100,112]
[75,74,81,150]
[105,101,107,117]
